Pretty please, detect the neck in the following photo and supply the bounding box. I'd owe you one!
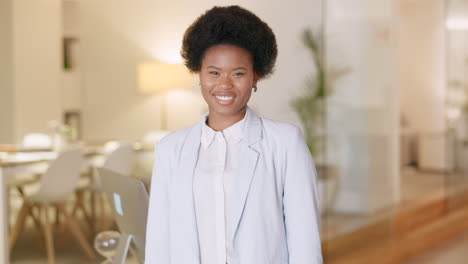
[207,107,247,132]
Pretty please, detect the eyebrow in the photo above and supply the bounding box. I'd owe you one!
[207,66,248,71]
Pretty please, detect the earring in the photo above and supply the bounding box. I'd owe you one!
[253,86,257,93]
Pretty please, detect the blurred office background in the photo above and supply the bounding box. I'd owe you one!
[1,0,468,263]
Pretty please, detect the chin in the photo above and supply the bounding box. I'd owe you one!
[210,105,245,116]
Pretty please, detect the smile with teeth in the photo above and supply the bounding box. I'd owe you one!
[215,95,234,101]
[214,94,235,104]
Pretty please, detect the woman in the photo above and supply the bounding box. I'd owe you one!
[145,5,322,264]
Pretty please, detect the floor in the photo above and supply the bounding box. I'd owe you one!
[321,166,461,239]
[11,226,468,264]
[8,167,468,263]
[404,230,468,264]
[10,221,139,264]
[399,166,446,202]
[8,191,139,264]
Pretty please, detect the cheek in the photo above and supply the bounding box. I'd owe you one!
[200,86,212,104]
[200,76,214,93]
[238,79,254,94]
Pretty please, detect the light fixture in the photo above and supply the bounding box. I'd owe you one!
[137,62,193,130]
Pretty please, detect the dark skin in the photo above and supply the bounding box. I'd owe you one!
[199,44,259,131]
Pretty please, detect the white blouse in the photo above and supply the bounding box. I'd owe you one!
[193,112,247,264]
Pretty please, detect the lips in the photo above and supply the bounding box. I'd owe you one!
[213,93,236,105]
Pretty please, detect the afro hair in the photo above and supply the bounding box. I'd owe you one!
[181,5,278,79]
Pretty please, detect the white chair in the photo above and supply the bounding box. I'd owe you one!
[8,133,53,194]
[8,133,53,203]
[73,142,135,234]
[101,142,135,177]
[9,149,97,264]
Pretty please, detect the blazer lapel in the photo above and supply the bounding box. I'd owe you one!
[172,119,203,262]
[228,107,262,242]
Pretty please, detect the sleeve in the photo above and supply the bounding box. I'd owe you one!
[145,142,170,263]
[283,126,323,264]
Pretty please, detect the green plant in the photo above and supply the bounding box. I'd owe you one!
[290,28,349,158]
[48,120,77,143]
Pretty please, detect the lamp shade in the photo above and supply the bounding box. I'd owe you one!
[137,62,193,94]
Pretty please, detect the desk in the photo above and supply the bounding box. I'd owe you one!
[0,144,153,263]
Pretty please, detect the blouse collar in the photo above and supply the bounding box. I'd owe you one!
[200,108,249,148]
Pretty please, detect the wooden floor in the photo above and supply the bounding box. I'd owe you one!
[321,167,452,243]
[9,212,139,264]
[322,177,468,264]
[405,230,468,264]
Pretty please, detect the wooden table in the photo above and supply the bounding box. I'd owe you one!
[0,144,154,263]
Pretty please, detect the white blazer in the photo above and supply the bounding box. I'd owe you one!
[145,107,323,264]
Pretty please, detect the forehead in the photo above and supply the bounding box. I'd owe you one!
[201,44,253,68]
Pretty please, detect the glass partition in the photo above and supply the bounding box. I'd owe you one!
[321,0,399,230]
[446,0,468,211]
[321,0,459,262]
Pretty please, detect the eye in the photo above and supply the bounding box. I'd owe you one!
[233,72,245,77]
[209,71,219,76]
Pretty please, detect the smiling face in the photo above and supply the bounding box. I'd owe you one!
[199,44,258,124]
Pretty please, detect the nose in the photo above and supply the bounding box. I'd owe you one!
[217,75,233,90]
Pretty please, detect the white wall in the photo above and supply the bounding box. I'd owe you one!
[12,0,62,143]
[0,0,62,144]
[79,0,322,142]
[398,0,447,170]
[399,0,446,132]
[0,0,15,143]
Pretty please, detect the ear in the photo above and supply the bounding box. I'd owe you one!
[253,72,259,87]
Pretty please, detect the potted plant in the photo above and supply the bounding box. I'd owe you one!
[48,120,77,152]
[290,28,350,214]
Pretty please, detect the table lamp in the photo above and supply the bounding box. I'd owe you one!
[137,62,193,130]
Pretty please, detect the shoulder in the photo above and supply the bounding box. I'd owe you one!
[259,116,303,141]
[258,117,313,167]
[257,116,308,158]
